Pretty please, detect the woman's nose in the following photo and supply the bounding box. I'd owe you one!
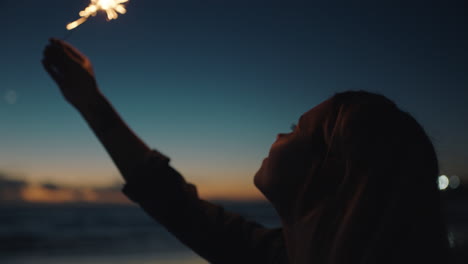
[276,133,287,141]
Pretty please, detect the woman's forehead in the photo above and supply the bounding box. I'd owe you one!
[300,99,334,128]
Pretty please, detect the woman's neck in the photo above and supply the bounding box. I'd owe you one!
[280,206,324,264]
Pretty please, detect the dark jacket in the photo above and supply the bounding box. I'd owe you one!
[123,150,287,264]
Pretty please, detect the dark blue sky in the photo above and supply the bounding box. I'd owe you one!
[0,0,467,197]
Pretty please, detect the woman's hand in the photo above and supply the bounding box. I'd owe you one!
[42,38,101,110]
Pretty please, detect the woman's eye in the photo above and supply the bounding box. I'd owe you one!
[290,123,297,132]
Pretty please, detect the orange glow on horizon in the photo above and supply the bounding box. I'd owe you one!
[21,185,79,203]
[195,182,265,201]
[20,185,130,204]
[15,182,262,204]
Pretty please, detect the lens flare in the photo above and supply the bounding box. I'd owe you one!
[66,0,129,30]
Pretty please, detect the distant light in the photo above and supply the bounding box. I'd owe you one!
[449,175,460,189]
[448,232,456,248]
[438,175,449,190]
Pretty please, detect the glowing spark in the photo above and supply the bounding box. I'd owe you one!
[66,0,129,30]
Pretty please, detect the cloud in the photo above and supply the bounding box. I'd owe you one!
[0,171,130,205]
[41,183,59,190]
[0,172,27,203]
[90,182,129,204]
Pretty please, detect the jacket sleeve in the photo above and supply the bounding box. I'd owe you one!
[122,150,287,264]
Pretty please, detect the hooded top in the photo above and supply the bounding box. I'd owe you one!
[290,91,451,264]
[123,91,450,264]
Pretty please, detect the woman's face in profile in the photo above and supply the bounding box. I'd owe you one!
[254,99,333,205]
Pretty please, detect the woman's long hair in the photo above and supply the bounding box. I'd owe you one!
[296,91,450,263]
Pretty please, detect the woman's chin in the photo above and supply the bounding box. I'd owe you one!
[253,165,269,194]
[254,167,276,201]
[253,166,263,191]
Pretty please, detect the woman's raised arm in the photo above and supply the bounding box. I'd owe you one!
[42,38,151,182]
[41,38,288,264]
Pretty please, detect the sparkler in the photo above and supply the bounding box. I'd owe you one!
[66,0,129,30]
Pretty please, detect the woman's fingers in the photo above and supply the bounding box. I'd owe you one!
[43,51,67,77]
[43,44,67,65]
[42,38,100,109]
[50,38,85,63]
[43,43,83,76]
[43,43,77,83]
[42,58,64,86]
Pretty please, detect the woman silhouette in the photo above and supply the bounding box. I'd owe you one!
[42,38,450,264]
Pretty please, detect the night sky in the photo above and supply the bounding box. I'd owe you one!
[1,0,467,199]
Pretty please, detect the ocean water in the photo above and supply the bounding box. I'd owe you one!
[0,202,279,264]
[0,199,466,264]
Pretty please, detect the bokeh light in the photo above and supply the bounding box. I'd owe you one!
[449,175,461,189]
[4,89,18,104]
[438,175,449,190]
